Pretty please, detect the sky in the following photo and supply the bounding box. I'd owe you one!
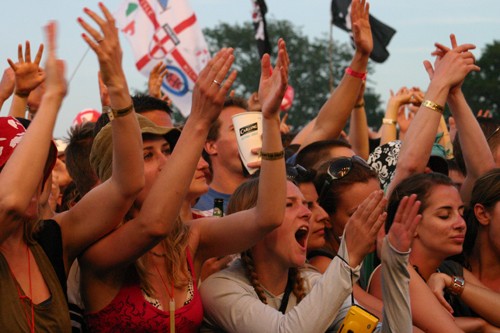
[1,0,499,137]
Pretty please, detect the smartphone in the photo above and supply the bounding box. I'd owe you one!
[337,305,379,333]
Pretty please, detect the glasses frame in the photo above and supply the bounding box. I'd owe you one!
[317,155,373,205]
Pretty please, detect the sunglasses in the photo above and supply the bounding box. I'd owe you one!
[317,156,373,204]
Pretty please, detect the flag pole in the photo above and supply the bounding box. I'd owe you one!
[328,11,335,92]
[68,47,91,84]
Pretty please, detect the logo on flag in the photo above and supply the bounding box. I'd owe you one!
[115,0,210,116]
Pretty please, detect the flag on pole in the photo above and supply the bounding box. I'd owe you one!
[331,0,396,63]
[115,0,210,117]
[251,0,272,58]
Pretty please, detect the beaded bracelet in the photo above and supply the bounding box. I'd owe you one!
[259,150,285,161]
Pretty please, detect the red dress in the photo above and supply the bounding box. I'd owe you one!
[85,249,203,332]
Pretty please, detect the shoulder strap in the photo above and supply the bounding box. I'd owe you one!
[278,270,294,314]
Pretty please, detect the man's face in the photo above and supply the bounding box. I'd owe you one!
[210,106,246,175]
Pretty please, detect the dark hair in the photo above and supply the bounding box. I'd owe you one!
[386,173,454,233]
[132,93,173,115]
[463,168,500,259]
[65,122,99,197]
[296,139,352,171]
[314,157,379,215]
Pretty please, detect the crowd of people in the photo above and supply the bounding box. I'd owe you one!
[0,1,498,332]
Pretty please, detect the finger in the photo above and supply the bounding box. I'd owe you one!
[45,21,57,58]
[371,212,386,236]
[450,34,458,49]
[281,113,289,124]
[260,53,271,81]
[97,2,116,28]
[436,293,453,313]
[434,42,450,53]
[7,59,17,71]
[34,44,44,65]
[83,7,107,34]
[25,41,32,63]
[423,60,434,80]
[247,160,261,169]
[79,10,104,43]
[17,44,24,63]
[454,43,476,53]
[393,196,409,225]
[218,69,237,98]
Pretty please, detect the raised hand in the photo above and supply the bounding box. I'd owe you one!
[43,22,67,99]
[351,0,373,56]
[78,3,126,93]
[190,48,237,126]
[148,62,168,99]
[258,38,289,119]
[423,34,479,91]
[344,190,387,267]
[7,41,45,97]
[386,194,421,253]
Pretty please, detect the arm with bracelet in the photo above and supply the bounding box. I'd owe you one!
[292,0,372,150]
[427,271,500,327]
[386,38,479,198]
[52,3,145,270]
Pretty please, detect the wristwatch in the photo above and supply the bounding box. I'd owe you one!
[447,275,465,296]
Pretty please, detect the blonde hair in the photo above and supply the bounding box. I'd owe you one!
[135,217,191,296]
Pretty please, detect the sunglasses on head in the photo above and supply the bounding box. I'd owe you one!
[317,155,373,204]
[486,126,500,143]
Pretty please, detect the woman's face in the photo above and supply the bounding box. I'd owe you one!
[135,136,171,207]
[415,184,466,258]
[298,182,330,251]
[329,178,380,239]
[262,181,312,267]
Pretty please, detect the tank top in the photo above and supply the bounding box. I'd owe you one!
[85,249,203,332]
[0,242,71,332]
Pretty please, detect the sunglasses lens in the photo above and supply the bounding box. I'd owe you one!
[328,158,353,180]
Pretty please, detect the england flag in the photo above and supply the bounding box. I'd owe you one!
[115,0,210,116]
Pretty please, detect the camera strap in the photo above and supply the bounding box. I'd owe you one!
[278,270,294,314]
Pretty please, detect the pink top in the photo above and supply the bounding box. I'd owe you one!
[85,249,203,333]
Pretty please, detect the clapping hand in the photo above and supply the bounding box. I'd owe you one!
[386,194,421,253]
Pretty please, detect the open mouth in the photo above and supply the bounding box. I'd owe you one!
[295,226,309,248]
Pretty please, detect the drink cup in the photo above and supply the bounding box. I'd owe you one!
[232,111,263,175]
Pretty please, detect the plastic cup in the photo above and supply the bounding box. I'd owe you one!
[232,111,263,175]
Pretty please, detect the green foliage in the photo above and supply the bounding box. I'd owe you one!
[203,19,384,131]
[462,41,500,118]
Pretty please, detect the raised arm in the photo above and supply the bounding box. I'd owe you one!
[192,39,289,261]
[7,41,45,118]
[54,3,144,269]
[347,81,369,159]
[0,22,66,243]
[79,48,237,272]
[442,36,495,203]
[295,0,372,151]
[387,39,479,197]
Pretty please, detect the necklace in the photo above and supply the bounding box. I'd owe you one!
[153,262,175,333]
[7,244,35,333]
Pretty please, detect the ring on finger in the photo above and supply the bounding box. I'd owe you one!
[213,79,222,87]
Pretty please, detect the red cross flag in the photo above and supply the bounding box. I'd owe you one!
[115,0,210,116]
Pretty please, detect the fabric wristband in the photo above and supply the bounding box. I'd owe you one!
[259,150,285,161]
[104,103,134,121]
[345,67,367,80]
